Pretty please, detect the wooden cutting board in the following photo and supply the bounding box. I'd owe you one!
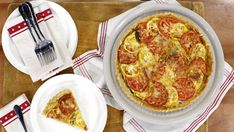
[2,1,207,132]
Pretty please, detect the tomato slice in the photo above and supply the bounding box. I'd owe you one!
[118,45,138,64]
[181,31,201,52]
[144,82,168,107]
[132,85,153,100]
[190,57,207,74]
[58,93,76,116]
[136,22,155,44]
[158,15,180,38]
[137,22,147,30]
[173,78,195,101]
[137,31,154,44]
[145,41,166,57]
[126,71,148,92]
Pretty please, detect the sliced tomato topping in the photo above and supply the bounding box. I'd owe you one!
[173,78,195,101]
[135,30,154,44]
[58,93,76,116]
[158,15,180,38]
[145,41,166,57]
[136,22,155,44]
[126,71,148,92]
[118,45,138,64]
[141,34,154,44]
[190,57,207,74]
[137,22,147,30]
[144,82,168,107]
[181,31,201,52]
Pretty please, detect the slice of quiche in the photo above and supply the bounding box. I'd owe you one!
[43,89,87,130]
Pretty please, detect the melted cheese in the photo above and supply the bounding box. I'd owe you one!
[139,46,157,67]
[170,23,188,38]
[72,111,87,129]
[171,40,187,56]
[165,87,178,107]
[133,84,152,100]
[190,43,207,60]
[153,34,169,46]
[189,69,204,90]
[120,63,139,78]
[147,17,159,30]
[143,64,156,79]
[159,65,176,87]
[124,32,141,53]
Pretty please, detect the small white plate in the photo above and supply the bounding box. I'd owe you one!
[1,1,78,74]
[30,74,107,132]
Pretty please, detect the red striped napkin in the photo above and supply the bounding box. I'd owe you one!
[0,94,32,132]
[73,0,233,132]
[6,2,73,82]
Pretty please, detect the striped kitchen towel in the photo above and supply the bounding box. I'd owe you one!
[0,94,32,132]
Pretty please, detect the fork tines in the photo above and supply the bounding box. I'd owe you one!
[35,40,57,66]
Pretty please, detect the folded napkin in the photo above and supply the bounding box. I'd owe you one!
[73,0,234,132]
[0,94,32,132]
[7,2,73,82]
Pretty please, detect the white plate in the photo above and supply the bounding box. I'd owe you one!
[104,4,224,124]
[30,74,107,132]
[1,1,78,74]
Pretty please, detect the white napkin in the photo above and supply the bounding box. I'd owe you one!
[73,0,234,132]
[7,2,73,82]
[0,94,32,132]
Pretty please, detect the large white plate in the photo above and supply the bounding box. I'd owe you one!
[30,74,107,132]
[104,4,224,124]
[1,1,78,74]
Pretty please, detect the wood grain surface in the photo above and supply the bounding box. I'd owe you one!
[0,1,232,132]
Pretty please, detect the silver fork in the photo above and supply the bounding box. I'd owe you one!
[19,3,56,66]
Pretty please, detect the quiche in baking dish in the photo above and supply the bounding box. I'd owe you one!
[43,89,87,130]
[115,12,213,112]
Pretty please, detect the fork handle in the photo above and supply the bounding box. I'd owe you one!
[18,5,37,44]
[21,3,43,41]
[13,105,28,132]
[26,2,46,40]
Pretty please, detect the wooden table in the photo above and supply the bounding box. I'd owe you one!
[1,1,209,131]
